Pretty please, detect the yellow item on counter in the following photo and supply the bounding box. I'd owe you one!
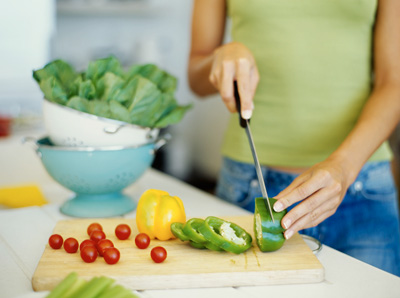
[0,185,48,208]
[136,189,186,241]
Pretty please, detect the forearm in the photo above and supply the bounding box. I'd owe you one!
[188,0,226,98]
[188,53,218,97]
[329,0,400,185]
[330,83,400,183]
[275,83,400,237]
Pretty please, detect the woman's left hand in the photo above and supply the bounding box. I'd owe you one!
[273,157,353,239]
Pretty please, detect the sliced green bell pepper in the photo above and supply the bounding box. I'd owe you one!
[198,216,252,254]
[254,197,287,252]
[182,218,207,244]
[170,222,190,241]
[189,240,206,249]
[203,241,224,252]
[181,218,224,251]
[189,238,225,251]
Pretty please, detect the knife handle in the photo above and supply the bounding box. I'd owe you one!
[233,81,248,128]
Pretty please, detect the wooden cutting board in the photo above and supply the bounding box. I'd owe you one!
[32,216,324,291]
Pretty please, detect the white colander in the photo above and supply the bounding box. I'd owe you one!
[43,99,159,147]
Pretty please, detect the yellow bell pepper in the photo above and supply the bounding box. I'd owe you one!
[136,189,186,241]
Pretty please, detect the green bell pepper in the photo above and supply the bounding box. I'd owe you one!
[181,218,224,251]
[198,216,252,254]
[188,239,224,251]
[189,240,206,249]
[182,218,208,244]
[171,219,207,249]
[254,197,287,252]
[203,241,224,252]
[170,222,190,241]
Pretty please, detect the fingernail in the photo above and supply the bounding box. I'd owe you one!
[283,219,292,229]
[241,110,252,119]
[285,230,293,239]
[274,201,283,212]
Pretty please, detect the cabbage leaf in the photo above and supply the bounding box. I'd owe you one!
[33,56,191,128]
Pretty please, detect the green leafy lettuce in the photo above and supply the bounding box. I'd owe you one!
[33,56,191,128]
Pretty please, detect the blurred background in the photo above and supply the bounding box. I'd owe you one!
[0,0,399,194]
[0,0,230,193]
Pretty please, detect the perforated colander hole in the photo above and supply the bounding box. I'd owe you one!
[114,172,130,180]
[65,137,76,145]
[58,174,92,193]
[120,172,134,180]
[63,137,86,147]
[104,171,135,189]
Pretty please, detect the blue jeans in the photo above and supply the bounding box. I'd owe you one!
[216,157,400,276]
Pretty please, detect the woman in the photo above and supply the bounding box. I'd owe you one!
[187,0,400,276]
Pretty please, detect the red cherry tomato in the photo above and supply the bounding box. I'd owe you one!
[103,247,120,265]
[90,230,106,243]
[64,237,79,253]
[115,224,131,240]
[96,239,114,256]
[48,234,63,249]
[151,246,167,263]
[80,239,96,251]
[135,233,150,249]
[87,223,103,236]
[80,246,98,263]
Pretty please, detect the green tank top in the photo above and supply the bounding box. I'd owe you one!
[222,0,392,167]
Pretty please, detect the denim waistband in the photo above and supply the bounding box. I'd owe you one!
[264,160,394,199]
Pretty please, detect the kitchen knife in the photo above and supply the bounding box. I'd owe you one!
[233,81,275,222]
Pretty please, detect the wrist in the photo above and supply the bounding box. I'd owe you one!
[327,151,362,187]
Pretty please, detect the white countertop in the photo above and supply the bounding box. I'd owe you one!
[1,129,400,298]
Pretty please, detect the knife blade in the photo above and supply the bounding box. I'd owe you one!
[233,81,275,222]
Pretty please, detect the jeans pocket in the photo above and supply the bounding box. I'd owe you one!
[358,162,397,202]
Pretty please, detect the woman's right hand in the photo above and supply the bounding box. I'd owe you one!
[209,42,259,119]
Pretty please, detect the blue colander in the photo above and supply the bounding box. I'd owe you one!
[25,136,169,218]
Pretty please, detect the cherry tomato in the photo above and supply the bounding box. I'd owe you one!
[115,224,131,240]
[80,246,98,263]
[90,230,106,243]
[151,246,167,263]
[48,234,63,249]
[87,223,103,236]
[135,233,150,249]
[64,237,79,253]
[80,239,96,251]
[96,239,114,256]
[103,247,120,265]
